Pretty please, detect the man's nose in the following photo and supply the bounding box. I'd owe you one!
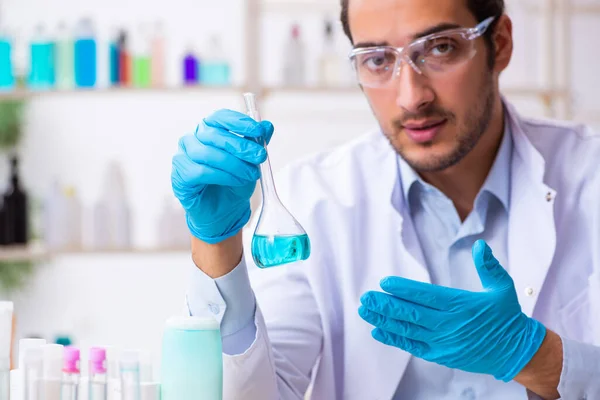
[394,61,435,114]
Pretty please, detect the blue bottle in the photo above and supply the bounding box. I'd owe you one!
[0,30,14,90]
[109,35,120,86]
[29,25,55,90]
[200,35,230,86]
[161,316,222,400]
[74,19,97,88]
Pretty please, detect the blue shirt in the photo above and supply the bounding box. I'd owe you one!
[393,123,528,399]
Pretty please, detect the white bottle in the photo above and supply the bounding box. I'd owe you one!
[64,186,82,250]
[282,23,305,87]
[319,20,342,87]
[43,180,67,251]
[157,197,188,249]
[10,338,47,400]
[92,200,111,250]
[92,162,132,250]
[156,197,173,249]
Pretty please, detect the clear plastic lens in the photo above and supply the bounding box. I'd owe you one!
[351,32,477,87]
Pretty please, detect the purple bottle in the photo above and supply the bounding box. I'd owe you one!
[183,50,199,85]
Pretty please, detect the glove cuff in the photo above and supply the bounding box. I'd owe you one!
[496,317,547,382]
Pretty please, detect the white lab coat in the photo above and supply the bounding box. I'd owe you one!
[217,101,600,399]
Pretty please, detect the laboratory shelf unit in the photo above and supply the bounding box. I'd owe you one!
[261,0,340,13]
[0,244,190,262]
[0,85,246,101]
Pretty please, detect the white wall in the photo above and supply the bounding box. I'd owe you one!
[1,0,599,380]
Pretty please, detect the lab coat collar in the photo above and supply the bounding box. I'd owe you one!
[396,111,513,215]
[383,97,557,317]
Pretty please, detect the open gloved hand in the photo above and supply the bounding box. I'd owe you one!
[359,239,547,382]
[171,109,274,244]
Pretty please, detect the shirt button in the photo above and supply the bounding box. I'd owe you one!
[461,387,476,400]
[208,303,221,315]
[545,192,553,202]
[525,287,536,297]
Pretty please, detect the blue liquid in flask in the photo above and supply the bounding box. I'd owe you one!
[251,234,311,268]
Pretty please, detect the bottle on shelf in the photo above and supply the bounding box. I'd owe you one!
[56,22,74,90]
[318,19,343,87]
[132,24,151,88]
[156,197,188,249]
[3,155,28,245]
[74,18,97,88]
[118,30,131,86]
[43,180,67,250]
[63,186,82,251]
[0,201,8,246]
[150,22,165,88]
[109,29,120,87]
[0,27,15,90]
[183,47,199,85]
[29,24,56,90]
[200,35,230,86]
[282,23,305,87]
[92,161,132,250]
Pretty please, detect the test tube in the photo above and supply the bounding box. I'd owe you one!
[88,347,107,400]
[23,347,43,400]
[41,344,64,400]
[119,350,141,400]
[61,347,80,400]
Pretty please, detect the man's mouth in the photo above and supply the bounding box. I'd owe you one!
[402,119,448,144]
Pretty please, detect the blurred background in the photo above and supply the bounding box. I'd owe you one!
[0,0,598,378]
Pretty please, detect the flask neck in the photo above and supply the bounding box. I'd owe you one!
[258,153,279,205]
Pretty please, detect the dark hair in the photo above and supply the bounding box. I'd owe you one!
[340,0,505,67]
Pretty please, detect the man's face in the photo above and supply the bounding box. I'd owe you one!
[349,0,499,172]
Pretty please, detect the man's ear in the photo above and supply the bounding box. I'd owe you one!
[492,14,513,74]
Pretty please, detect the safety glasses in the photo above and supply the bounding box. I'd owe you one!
[348,17,496,88]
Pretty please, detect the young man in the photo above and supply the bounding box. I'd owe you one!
[171,0,600,398]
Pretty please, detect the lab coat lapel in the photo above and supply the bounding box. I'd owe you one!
[505,103,557,317]
[357,143,431,400]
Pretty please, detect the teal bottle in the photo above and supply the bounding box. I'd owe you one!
[0,30,14,89]
[200,35,230,86]
[29,24,56,89]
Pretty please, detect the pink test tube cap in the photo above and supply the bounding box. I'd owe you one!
[63,346,80,373]
[89,347,107,374]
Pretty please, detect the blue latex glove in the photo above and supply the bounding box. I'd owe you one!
[359,240,547,382]
[171,109,274,244]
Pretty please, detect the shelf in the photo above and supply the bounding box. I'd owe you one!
[501,87,569,98]
[0,245,48,262]
[261,85,361,96]
[261,0,340,13]
[0,84,570,103]
[574,111,600,124]
[519,2,600,14]
[0,85,246,101]
[0,245,190,262]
